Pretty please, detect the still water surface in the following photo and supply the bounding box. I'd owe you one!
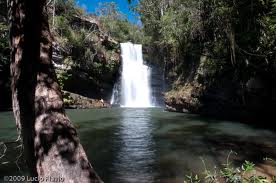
[1,108,276,182]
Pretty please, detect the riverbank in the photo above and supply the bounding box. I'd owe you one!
[0,91,111,112]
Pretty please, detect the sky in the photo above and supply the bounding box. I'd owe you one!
[75,0,140,24]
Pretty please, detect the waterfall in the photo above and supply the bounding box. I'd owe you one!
[110,82,119,105]
[111,42,153,108]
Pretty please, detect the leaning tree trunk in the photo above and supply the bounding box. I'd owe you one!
[8,0,103,182]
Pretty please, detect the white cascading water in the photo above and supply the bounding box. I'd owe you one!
[118,42,152,107]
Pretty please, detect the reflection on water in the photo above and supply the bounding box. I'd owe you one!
[1,108,276,183]
[113,109,155,183]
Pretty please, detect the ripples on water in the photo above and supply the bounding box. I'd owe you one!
[1,108,276,183]
[113,109,155,183]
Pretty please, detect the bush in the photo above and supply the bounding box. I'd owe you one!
[56,69,71,90]
[184,151,276,183]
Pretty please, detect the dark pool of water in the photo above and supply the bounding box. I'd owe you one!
[1,108,276,182]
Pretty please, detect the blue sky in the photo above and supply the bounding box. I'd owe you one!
[75,0,140,23]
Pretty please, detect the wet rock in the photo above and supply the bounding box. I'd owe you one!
[63,91,110,109]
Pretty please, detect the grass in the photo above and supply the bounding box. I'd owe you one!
[184,151,276,183]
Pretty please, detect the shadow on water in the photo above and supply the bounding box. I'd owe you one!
[137,110,276,182]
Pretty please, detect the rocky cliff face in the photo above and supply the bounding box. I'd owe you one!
[164,55,275,122]
[0,8,120,110]
[52,14,120,101]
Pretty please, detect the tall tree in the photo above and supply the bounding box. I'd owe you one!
[8,0,103,182]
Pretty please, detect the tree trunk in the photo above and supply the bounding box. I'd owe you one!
[8,0,103,182]
[228,26,236,67]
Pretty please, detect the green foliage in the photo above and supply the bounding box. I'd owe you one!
[55,0,83,17]
[56,69,71,90]
[137,0,276,82]
[50,0,122,90]
[201,157,220,182]
[0,18,9,80]
[63,97,73,105]
[62,92,74,105]
[0,23,8,44]
[96,2,124,20]
[56,57,73,89]
[96,2,145,43]
[135,0,161,41]
[271,0,276,23]
[184,174,201,183]
[68,28,86,47]
[241,161,255,172]
[159,1,195,47]
[184,151,276,183]
[54,15,71,36]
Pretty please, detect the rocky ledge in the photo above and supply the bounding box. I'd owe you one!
[164,83,202,114]
[164,77,274,122]
[63,91,111,109]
